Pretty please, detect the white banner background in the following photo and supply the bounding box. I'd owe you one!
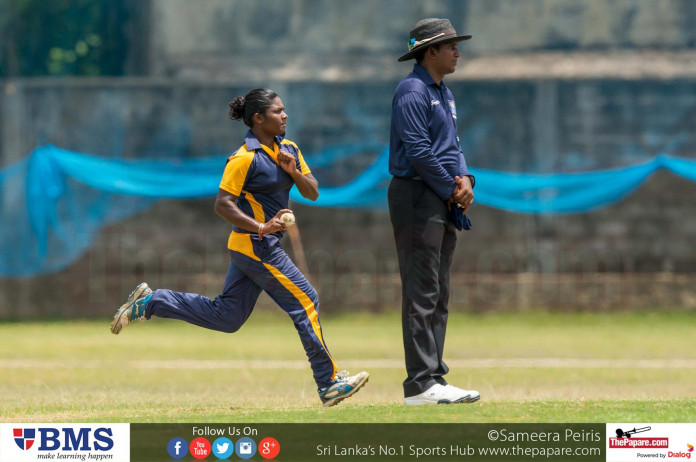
[0,423,130,462]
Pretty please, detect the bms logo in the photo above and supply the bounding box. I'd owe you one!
[10,427,114,451]
[13,429,35,450]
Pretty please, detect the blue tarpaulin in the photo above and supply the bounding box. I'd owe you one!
[1,145,695,276]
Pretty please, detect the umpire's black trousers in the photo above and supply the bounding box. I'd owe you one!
[388,177,457,398]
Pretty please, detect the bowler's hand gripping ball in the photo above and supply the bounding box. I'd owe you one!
[281,212,295,228]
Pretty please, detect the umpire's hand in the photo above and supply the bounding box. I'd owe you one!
[452,176,474,212]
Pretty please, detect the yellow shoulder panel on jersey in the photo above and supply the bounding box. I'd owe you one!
[280,139,311,175]
[219,146,256,196]
[280,139,299,150]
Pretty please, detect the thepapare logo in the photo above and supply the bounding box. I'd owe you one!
[11,427,114,451]
[13,429,35,450]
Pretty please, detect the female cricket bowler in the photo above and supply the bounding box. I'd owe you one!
[110,88,369,407]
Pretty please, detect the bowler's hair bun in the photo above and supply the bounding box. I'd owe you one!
[229,96,246,121]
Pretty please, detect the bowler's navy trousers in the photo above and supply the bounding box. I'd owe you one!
[145,232,338,388]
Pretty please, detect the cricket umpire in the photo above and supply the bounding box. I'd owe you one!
[388,18,480,405]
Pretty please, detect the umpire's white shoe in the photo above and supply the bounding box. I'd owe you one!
[404,383,471,405]
[445,384,480,403]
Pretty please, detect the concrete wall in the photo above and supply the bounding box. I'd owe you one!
[3,0,696,316]
[2,170,696,318]
[3,77,696,171]
[1,77,696,317]
[145,0,696,80]
[465,0,696,52]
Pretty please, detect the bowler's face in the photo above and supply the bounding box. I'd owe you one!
[262,97,288,136]
[434,41,461,75]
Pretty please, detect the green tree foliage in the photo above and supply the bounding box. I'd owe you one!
[0,0,130,77]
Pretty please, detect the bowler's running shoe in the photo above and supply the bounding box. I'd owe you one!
[110,282,153,335]
[318,370,370,407]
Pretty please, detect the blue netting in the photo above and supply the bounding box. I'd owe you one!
[2,145,696,277]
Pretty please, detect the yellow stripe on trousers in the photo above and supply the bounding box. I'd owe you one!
[226,232,338,381]
[262,262,338,380]
[227,232,261,259]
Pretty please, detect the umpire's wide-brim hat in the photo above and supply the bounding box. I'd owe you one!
[398,18,471,62]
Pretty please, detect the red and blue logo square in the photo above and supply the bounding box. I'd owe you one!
[13,428,36,450]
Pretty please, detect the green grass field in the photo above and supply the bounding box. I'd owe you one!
[1,310,695,423]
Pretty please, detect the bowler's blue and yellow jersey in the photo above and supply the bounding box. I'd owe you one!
[219,130,310,249]
[152,130,337,387]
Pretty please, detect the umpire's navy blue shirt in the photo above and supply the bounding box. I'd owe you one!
[389,63,471,201]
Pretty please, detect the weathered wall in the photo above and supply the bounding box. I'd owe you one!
[1,77,696,317]
[145,0,696,80]
[3,0,696,316]
[465,0,696,52]
[4,77,696,169]
[2,169,696,318]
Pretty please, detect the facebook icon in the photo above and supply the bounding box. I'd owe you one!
[167,437,188,459]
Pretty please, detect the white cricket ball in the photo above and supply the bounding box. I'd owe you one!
[281,212,295,227]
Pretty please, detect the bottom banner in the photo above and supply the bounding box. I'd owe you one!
[130,423,605,461]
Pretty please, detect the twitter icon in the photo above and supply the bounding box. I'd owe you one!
[212,437,234,459]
